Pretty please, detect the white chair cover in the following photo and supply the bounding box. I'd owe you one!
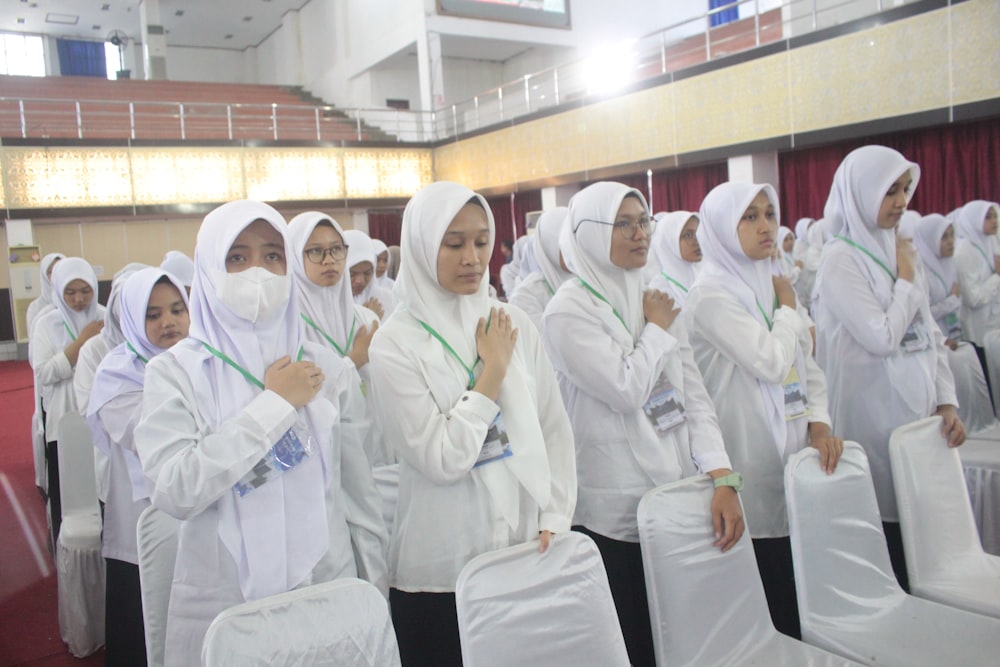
[201,578,400,667]
[455,532,630,667]
[984,329,1000,417]
[949,342,997,434]
[55,411,105,658]
[636,475,860,667]
[960,426,1000,556]
[32,409,46,492]
[890,416,1000,618]
[136,506,180,667]
[372,463,398,540]
[785,442,1000,665]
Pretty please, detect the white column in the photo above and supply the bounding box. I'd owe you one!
[140,0,168,80]
[541,185,580,209]
[352,211,370,235]
[727,152,779,188]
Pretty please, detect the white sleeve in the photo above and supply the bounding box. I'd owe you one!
[818,250,923,357]
[73,341,101,416]
[544,308,678,414]
[930,320,959,407]
[97,391,144,452]
[672,323,731,474]
[31,323,73,386]
[134,357,298,519]
[369,334,500,484]
[956,248,1000,309]
[688,292,803,385]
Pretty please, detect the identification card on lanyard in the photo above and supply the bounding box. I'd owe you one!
[234,428,314,497]
[643,374,686,434]
[943,312,962,342]
[901,310,931,353]
[474,412,513,467]
[783,366,810,421]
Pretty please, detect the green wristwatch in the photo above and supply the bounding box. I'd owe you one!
[713,472,743,492]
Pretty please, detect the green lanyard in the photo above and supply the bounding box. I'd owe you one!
[201,341,304,390]
[972,243,995,274]
[756,294,778,331]
[834,234,896,281]
[416,319,479,390]
[659,272,689,294]
[543,278,555,296]
[578,278,630,334]
[127,341,149,364]
[301,313,356,358]
[64,322,76,341]
[927,267,950,293]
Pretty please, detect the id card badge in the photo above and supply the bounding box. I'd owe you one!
[944,312,962,342]
[475,412,513,467]
[783,366,810,421]
[901,311,931,353]
[642,374,686,434]
[234,428,313,497]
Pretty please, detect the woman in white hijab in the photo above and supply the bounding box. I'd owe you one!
[792,217,817,307]
[508,207,572,331]
[774,225,800,283]
[160,250,195,289]
[343,229,396,320]
[647,210,702,308]
[31,256,106,544]
[954,200,1000,388]
[87,267,190,667]
[134,200,387,667]
[369,181,575,666]
[812,145,963,591]
[372,238,395,290]
[499,234,528,297]
[26,252,66,335]
[686,181,837,639]
[288,212,388,465]
[543,182,743,666]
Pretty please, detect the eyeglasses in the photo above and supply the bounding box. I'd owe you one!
[304,244,349,263]
[576,216,655,239]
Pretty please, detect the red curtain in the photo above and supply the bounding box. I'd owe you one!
[485,190,543,295]
[583,163,728,213]
[779,117,1000,226]
[367,210,403,247]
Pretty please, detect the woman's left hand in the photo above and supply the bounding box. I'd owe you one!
[934,404,966,447]
[538,530,553,553]
[809,422,844,474]
[709,486,744,552]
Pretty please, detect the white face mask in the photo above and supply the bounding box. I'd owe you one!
[213,266,290,323]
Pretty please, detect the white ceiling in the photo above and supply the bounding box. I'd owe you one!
[0,0,307,51]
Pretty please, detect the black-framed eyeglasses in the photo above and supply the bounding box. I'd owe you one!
[576,216,655,238]
[304,244,349,263]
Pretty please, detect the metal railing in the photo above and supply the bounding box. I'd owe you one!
[0,0,909,145]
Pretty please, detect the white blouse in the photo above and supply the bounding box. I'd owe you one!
[74,335,110,502]
[508,273,556,332]
[955,240,1000,346]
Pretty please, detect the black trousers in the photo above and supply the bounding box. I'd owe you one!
[883,521,910,593]
[574,525,656,667]
[752,536,801,640]
[973,344,994,406]
[390,589,463,667]
[105,558,147,667]
[45,440,61,550]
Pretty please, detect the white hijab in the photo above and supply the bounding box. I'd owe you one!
[398,181,552,530]
[533,207,572,295]
[50,257,100,342]
[161,250,194,287]
[518,235,541,281]
[102,263,148,350]
[343,229,380,304]
[823,145,920,307]
[371,238,395,290]
[955,200,1000,271]
[287,213,358,355]
[775,225,795,276]
[38,253,66,305]
[88,268,188,496]
[909,214,957,304]
[181,199,332,601]
[651,211,699,291]
[560,182,647,341]
[695,182,793,453]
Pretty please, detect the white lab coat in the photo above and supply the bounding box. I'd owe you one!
[369,302,576,592]
[955,240,1000,346]
[25,298,52,337]
[647,272,691,310]
[508,273,555,332]
[135,340,388,667]
[813,242,957,520]
[543,281,731,542]
[686,284,830,538]
[74,335,110,502]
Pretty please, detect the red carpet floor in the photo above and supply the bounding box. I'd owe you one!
[0,361,104,666]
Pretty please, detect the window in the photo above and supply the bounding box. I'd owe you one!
[0,33,45,77]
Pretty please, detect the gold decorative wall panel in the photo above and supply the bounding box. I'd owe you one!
[951,0,1000,106]
[3,147,133,208]
[245,148,344,201]
[343,149,433,199]
[131,147,246,205]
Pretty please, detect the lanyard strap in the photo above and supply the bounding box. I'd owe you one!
[63,322,76,341]
[659,272,689,294]
[416,319,479,390]
[834,235,896,281]
[127,341,149,364]
[578,278,630,334]
[927,267,950,293]
[973,243,995,274]
[756,295,778,331]
[543,278,555,296]
[301,313,356,358]
[201,342,304,391]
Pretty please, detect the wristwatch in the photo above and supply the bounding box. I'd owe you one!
[713,472,743,492]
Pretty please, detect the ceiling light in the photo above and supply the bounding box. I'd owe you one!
[16,17,25,24]
[582,39,638,96]
[45,13,79,25]
[175,10,184,17]
[101,3,110,10]
[243,16,253,22]
[225,34,233,39]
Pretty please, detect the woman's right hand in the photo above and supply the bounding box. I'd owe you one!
[896,238,916,282]
[264,355,324,408]
[772,275,797,309]
[347,321,378,369]
[79,320,104,342]
[363,297,385,320]
[950,282,960,298]
[643,289,679,331]
[476,308,517,372]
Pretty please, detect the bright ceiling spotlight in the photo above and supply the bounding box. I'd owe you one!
[582,38,638,97]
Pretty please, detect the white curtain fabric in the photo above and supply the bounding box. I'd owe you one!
[960,427,1000,557]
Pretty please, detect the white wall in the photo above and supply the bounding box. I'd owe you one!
[168,47,246,83]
